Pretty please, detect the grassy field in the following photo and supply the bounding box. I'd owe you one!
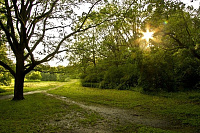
[0,79,200,132]
[0,81,66,96]
[0,93,103,133]
[48,79,200,132]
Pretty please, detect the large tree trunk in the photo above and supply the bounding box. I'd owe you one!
[13,73,25,100]
[13,54,25,100]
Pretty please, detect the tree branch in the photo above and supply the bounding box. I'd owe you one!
[163,32,186,47]
[25,17,48,60]
[0,20,17,56]
[0,61,15,77]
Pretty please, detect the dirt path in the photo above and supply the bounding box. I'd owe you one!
[0,85,64,100]
[45,93,170,129]
[0,84,186,132]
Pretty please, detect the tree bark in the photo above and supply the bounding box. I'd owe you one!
[13,73,25,100]
[13,52,25,100]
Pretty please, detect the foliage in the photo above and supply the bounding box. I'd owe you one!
[0,45,13,86]
[34,64,79,81]
[26,71,42,81]
[41,72,57,81]
[173,49,200,90]
[0,88,6,93]
[0,67,12,86]
[138,49,176,92]
[70,0,200,93]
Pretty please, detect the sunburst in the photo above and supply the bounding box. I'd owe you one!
[141,29,154,43]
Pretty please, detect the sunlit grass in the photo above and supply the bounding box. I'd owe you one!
[0,93,68,132]
[0,81,66,96]
[0,93,103,132]
[48,79,151,108]
[48,79,200,128]
[1,80,200,132]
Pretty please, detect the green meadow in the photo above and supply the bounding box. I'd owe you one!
[0,81,66,96]
[0,80,200,132]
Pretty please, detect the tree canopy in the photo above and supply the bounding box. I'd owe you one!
[69,0,200,92]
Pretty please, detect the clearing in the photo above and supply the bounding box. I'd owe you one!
[0,80,200,133]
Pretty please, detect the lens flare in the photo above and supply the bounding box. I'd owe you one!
[164,20,168,24]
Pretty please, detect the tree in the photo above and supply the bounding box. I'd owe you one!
[138,0,200,91]
[0,0,106,100]
[146,0,200,58]
[72,0,200,92]
[71,1,146,89]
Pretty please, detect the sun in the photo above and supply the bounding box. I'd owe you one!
[142,29,154,43]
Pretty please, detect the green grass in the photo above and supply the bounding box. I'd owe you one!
[1,80,200,132]
[48,79,200,130]
[137,127,177,133]
[0,93,103,133]
[0,81,66,96]
[0,93,68,132]
[114,124,178,133]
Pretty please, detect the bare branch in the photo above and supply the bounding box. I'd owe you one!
[25,17,48,60]
[45,25,71,31]
[78,0,101,31]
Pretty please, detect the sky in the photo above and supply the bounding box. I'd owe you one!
[181,0,200,9]
[48,0,200,67]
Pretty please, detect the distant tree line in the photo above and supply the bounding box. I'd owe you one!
[0,64,79,85]
[25,65,80,82]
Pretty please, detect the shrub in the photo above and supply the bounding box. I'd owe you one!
[101,66,124,89]
[138,50,176,92]
[41,73,57,81]
[26,71,42,80]
[174,49,200,90]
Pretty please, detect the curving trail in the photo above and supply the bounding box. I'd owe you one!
[45,93,170,129]
[0,82,191,133]
[0,85,64,100]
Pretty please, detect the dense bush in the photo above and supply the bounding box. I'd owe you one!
[80,48,200,92]
[26,71,42,80]
[0,88,6,93]
[101,66,124,89]
[138,50,176,92]
[57,74,70,82]
[41,73,57,81]
[81,67,104,88]
[174,49,200,90]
